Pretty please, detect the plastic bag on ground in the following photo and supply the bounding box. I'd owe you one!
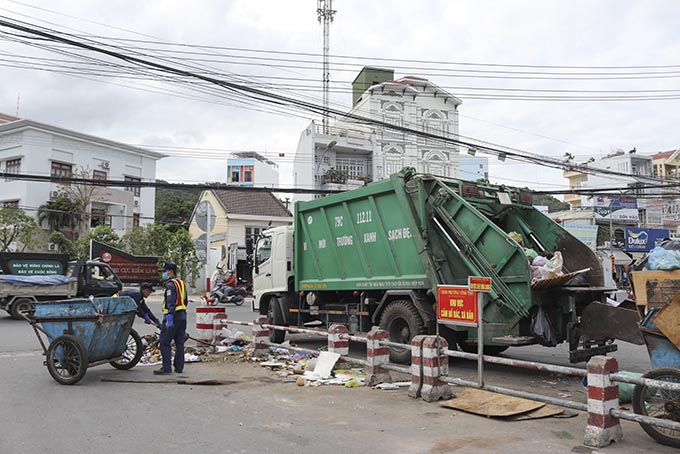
[646,246,680,271]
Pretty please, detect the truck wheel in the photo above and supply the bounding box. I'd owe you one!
[110,329,144,370]
[10,298,34,320]
[267,298,286,344]
[46,335,88,385]
[458,342,509,356]
[379,300,426,364]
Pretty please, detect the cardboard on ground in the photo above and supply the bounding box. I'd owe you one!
[439,388,544,417]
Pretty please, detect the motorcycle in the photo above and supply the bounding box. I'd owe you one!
[205,281,247,306]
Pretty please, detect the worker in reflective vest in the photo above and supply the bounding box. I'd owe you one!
[154,261,189,375]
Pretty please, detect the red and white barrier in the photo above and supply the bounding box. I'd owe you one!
[365,327,391,386]
[328,324,349,356]
[408,335,452,402]
[252,316,270,358]
[195,305,226,342]
[584,356,623,447]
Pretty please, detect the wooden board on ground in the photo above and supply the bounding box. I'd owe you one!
[505,404,564,421]
[631,270,680,309]
[439,388,545,417]
[653,298,680,350]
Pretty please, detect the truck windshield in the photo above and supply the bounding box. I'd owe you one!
[255,236,272,266]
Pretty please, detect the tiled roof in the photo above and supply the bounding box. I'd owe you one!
[212,189,292,218]
[0,113,20,123]
[651,149,678,160]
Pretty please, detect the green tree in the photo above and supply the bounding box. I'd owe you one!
[155,182,201,231]
[121,224,172,257]
[48,231,78,258]
[163,228,200,285]
[532,194,571,213]
[38,193,82,235]
[76,225,121,259]
[0,207,42,252]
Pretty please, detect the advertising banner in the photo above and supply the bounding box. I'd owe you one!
[624,228,670,252]
[593,196,639,222]
[563,223,599,250]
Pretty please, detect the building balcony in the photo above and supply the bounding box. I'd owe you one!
[313,124,374,152]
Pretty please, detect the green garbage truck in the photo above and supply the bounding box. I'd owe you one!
[253,168,625,363]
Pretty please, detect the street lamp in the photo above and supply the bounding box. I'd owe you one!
[316,140,337,185]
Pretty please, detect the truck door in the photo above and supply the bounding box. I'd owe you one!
[83,263,123,297]
[253,235,273,303]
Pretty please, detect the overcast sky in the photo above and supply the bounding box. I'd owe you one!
[1,0,680,193]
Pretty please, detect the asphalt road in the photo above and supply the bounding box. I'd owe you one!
[0,296,671,453]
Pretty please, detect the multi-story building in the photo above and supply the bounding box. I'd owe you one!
[226,151,279,187]
[294,67,462,200]
[562,151,656,244]
[0,114,164,237]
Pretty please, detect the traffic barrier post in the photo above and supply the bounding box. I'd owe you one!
[584,356,623,447]
[328,324,349,356]
[252,316,270,358]
[365,327,391,386]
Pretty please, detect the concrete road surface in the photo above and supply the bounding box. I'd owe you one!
[0,296,673,453]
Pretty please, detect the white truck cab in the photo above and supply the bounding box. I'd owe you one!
[252,225,295,312]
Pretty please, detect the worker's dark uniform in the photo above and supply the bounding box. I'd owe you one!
[160,278,188,373]
[118,290,160,325]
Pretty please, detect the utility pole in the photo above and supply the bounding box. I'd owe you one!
[317,0,336,134]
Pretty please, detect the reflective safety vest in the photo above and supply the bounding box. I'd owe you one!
[162,278,187,314]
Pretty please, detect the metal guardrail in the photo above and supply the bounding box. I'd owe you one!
[213,317,680,442]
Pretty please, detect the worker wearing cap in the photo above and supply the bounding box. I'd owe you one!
[155,261,188,375]
[118,282,161,326]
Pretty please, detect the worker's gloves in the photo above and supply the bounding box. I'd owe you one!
[143,314,152,324]
[165,313,174,328]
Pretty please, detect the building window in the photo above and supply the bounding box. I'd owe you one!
[124,176,141,197]
[231,168,240,183]
[93,170,107,181]
[245,225,268,255]
[132,213,140,228]
[90,206,110,228]
[51,161,72,181]
[6,158,20,174]
[244,166,253,183]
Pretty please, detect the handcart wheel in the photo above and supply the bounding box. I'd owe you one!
[110,329,143,370]
[633,367,680,448]
[46,335,88,385]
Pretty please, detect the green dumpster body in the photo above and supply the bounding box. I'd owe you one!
[295,168,604,346]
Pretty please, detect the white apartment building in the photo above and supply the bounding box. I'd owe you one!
[0,114,165,237]
[293,67,462,201]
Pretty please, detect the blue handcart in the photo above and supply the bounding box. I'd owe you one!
[27,297,143,385]
[633,308,680,448]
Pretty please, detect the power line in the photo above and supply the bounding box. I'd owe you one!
[0,14,672,188]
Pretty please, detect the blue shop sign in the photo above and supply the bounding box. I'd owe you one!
[624,227,670,252]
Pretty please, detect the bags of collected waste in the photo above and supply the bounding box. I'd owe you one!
[530,306,558,347]
[646,246,680,271]
[524,248,539,263]
[531,251,564,282]
[509,231,524,246]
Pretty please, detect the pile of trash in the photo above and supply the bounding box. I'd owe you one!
[255,345,366,388]
[211,327,251,354]
[138,332,235,366]
[509,231,564,284]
